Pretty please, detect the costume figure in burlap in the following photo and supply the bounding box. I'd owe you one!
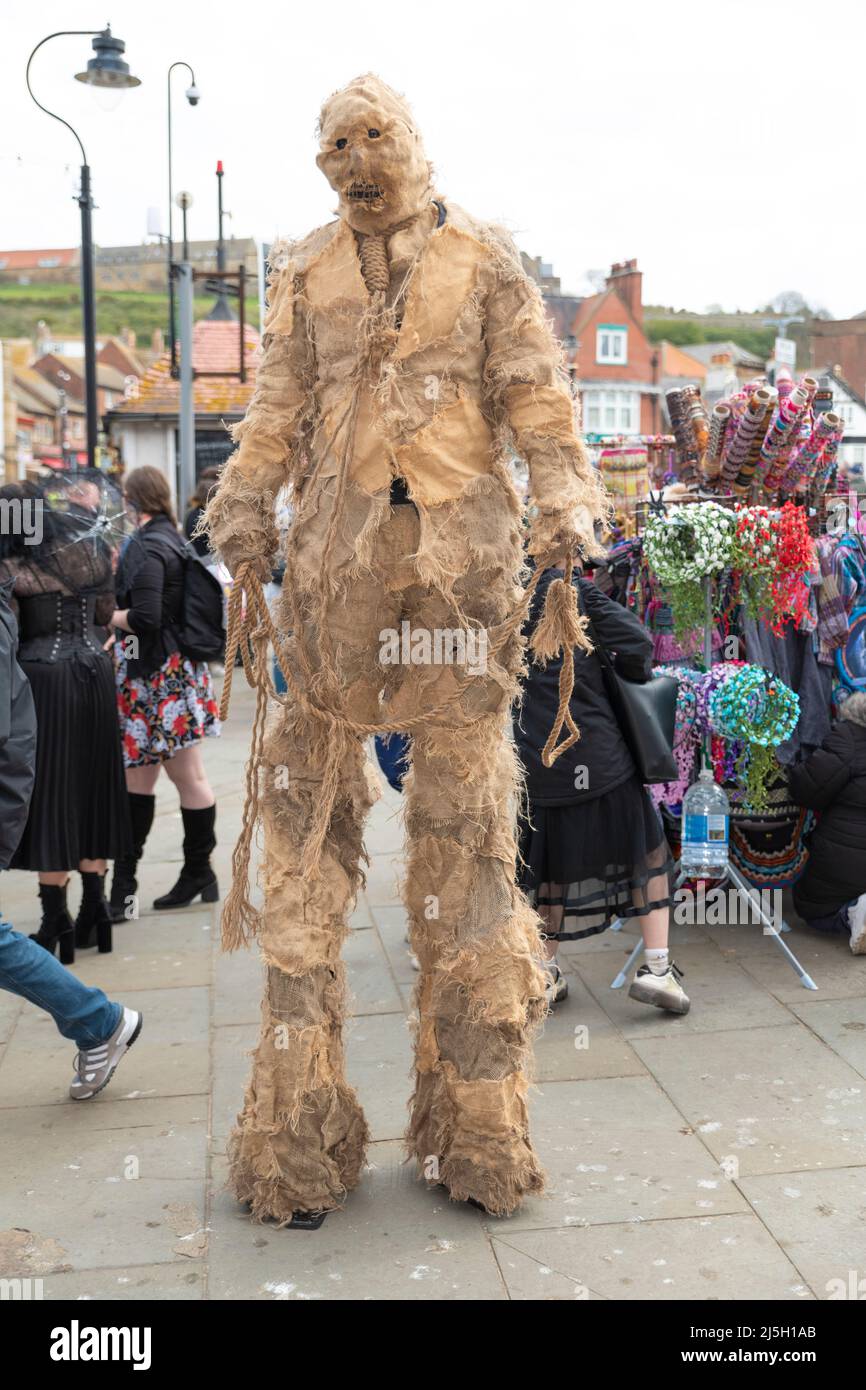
[205,74,609,1224]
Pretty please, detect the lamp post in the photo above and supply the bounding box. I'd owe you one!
[167,63,200,375]
[26,26,141,470]
[176,191,193,261]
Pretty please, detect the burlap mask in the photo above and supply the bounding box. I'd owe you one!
[316,74,433,234]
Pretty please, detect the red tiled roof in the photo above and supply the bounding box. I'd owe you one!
[108,319,260,419]
[0,248,78,270]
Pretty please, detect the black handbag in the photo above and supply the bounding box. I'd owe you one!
[578,587,679,785]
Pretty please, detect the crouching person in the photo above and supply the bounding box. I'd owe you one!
[789,692,866,954]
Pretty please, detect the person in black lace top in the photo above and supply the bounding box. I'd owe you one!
[0,474,131,959]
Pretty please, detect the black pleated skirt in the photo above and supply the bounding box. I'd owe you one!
[12,651,132,871]
[518,775,674,942]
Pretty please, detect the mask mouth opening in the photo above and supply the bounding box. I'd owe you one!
[345,179,385,207]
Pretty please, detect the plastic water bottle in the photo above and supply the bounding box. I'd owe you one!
[680,768,729,878]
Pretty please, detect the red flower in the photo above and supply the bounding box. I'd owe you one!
[173,714,189,735]
[166,652,181,672]
[123,733,140,760]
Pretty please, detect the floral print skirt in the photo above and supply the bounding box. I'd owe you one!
[116,648,220,767]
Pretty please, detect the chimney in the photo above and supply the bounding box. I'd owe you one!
[605,258,643,325]
[121,326,137,350]
[152,327,165,355]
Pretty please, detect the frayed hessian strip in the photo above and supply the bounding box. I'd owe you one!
[402,687,549,1214]
[218,526,590,953]
[406,1063,545,1217]
[227,1079,369,1222]
[226,966,369,1221]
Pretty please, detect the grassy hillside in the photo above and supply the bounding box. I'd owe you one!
[0,282,261,346]
[642,306,798,362]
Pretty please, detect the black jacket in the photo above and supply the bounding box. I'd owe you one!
[116,516,185,679]
[789,693,866,919]
[514,570,653,806]
[0,581,37,869]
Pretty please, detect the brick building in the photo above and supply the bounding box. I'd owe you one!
[809,315,866,400]
[106,314,260,506]
[0,239,259,293]
[0,248,79,285]
[566,260,661,437]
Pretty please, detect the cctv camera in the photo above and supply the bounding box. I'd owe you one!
[185,84,201,106]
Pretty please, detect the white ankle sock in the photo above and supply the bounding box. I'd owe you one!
[645,948,669,976]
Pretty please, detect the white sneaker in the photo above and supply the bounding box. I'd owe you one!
[543,961,568,1006]
[848,895,866,955]
[628,962,690,1015]
[70,1007,143,1100]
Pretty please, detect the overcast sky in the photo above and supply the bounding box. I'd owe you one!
[2,0,863,316]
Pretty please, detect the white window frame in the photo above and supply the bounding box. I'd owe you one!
[583,388,641,436]
[596,324,628,365]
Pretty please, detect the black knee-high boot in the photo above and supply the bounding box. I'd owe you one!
[74,871,113,953]
[31,883,75,965]
[109,793,155,923]
[153,804,218,910]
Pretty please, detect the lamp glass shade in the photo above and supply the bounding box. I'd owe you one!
[75,28,141,89]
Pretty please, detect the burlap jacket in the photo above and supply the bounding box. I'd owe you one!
[207,202,604,579]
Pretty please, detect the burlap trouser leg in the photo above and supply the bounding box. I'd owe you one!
[227,567,401,1223]
[399,568,549,1216]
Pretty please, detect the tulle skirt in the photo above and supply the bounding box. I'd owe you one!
[12,651,131,872]
[518,775,674,942]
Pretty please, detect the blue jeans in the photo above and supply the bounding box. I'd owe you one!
[0,915,121,1049]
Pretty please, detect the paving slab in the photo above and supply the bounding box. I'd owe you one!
[0,986,210,1107]
[212,943,264,1028]
[739,1166,866,1299]
[493,1214,814,1301]
[69,937,213,995]
[343,925,406,1016]
[632,1024,866,1176]
[503,1076,749,1232]
[787,996,866,1079]
[5,683,864,1300]
[740,936,866,1001]
[211,1022,258,1147]
[207,1146,505,1300]
[489,1240,606,1299]
[364,853,403,908]
[40,1260,206,1300]
[576,943,793,1038]
[532,974,647,1083]
[0,1105,206,1271]
[370,901,418,995]
[345,1011,413,1143]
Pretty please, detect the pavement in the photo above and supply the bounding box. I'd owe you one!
[2,682,866,1301]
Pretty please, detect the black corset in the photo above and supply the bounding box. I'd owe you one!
[17,592,108,664]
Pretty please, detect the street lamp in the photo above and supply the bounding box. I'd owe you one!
[26,26,141,470]
[175,191,194,262]
[167,63,201,374]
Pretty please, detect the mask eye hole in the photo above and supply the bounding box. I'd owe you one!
[335,137,347,150]
[367,128,380,139]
